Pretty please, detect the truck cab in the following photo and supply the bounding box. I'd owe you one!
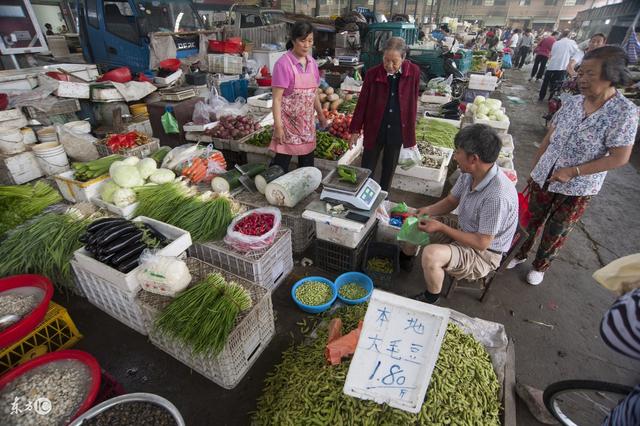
[77,0,205,73]
[360,22,417,71]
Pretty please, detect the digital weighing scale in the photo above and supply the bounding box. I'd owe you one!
[320,167,382,211]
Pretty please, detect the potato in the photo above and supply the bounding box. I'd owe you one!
[325,87,335,96]
[330,99,343,111]
[327,94,340,102]
[319,93,328,102]
[345,94,353,101]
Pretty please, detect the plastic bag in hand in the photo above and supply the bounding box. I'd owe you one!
[224,207,282,252]
[397,145,422,170]
[396,215,431,246]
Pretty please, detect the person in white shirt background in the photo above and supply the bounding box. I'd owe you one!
[509,29,521,50]
[538,30,579,101]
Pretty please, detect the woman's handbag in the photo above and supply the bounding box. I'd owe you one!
[518,183,532,227]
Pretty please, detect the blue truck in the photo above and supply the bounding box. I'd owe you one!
[77,0,207,73]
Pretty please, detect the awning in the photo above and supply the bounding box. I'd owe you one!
[532,18,557,24]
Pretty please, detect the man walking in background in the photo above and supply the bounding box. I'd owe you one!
[515,29,534,70]
[538,30,579,101]
[530,31,558,82]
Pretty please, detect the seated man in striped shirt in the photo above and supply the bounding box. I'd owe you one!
[401,124,519,304]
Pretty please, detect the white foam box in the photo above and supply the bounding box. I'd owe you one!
[0,151,43,185]
[183,121,218,132]
[247,94,273,109]
[91,196,139,219]
[395,153,448,182]
[468,74,498,91]
[54,170,109,203]
[500,134,514,154]
[391,168,448,198]
[154,69,183,86]
[472,115,509,134]
[420,94,451,104]
[56,81,91,99]
[73,216,192,292]
[314,213,378,249]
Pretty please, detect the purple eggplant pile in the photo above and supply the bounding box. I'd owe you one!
[79,218,168,273]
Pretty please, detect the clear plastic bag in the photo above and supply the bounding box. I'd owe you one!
[427,75,453,95]
[397,145,422,170]
[224,207,282,252]
[56,124,100,162]
[396,215,431,246]
[137,251,192,297]
[173,144,227,183]
[193,101,214,125]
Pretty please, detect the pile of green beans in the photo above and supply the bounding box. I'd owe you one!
[252,305,501,425]
[367,257,394,274]
[338,283,368,300]
[295,281,333,306]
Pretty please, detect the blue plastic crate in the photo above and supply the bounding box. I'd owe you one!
[220,79,249,102]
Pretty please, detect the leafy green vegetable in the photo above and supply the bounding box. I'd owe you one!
[0,181,62,236]
[415,118,459,149]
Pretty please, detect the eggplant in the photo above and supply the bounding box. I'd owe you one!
[97,252,117,264]
[441,100,460,109]
[111,241,147,266]
[87,218,127,234]
[95,223,138,247]
[89,221,127,244]
[102,230,144,255]
[141,223,167,243]
[117,258,139,273]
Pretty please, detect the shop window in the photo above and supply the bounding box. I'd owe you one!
[544,0,558,5]
[495,0,506,5]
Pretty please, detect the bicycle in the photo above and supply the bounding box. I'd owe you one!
[543,379,634,425]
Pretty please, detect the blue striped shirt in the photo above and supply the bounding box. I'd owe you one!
[450,164,518,252]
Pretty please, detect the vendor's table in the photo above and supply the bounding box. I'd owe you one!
[148,98,203,148]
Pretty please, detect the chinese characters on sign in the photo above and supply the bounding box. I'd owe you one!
[344,290,450,413]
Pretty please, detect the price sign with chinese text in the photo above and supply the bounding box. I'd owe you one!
[343,290,449,413]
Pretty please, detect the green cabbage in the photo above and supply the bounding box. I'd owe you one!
[137,158,157,180]
[112,165,144,188]
[100,180,120,203]
[149,168,175,184]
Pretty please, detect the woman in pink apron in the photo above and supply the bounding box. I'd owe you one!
[270,22,328,172]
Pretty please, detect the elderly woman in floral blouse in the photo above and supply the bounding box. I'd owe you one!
[508,46,638,286]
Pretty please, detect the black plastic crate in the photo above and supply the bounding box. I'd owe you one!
[221,149,248,170]
[362,241,400,290]
[314,221,377,274]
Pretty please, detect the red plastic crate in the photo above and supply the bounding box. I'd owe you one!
[208,38,243,54]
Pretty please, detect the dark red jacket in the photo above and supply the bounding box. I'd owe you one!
[349,60,420,150]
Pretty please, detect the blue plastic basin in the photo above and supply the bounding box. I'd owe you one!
[291,276,336,314]
[335,272,374,305]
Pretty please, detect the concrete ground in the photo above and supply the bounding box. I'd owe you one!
[60,68,640,425]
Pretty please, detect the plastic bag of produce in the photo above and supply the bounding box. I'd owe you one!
[223,207,282,252]
[426,75,453,95]
[192,101,214,125]
[161,106,180,134]
[137,251,192,297]
[173,145,227,184]
[397,145,422,170]
[396,215,431,246]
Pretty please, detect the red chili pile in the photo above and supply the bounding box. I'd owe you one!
[105,132,138,151]
[234,213,275,236]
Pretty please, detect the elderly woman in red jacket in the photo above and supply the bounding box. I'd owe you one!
[349,37,421,191]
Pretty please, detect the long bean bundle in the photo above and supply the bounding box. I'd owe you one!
[155,273,252,355]
[135,181,240,242]
[0,181,62,236]
[0,213,89,291]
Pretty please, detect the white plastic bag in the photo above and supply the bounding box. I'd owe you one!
[137,251,192,297]
[224,207,282,252]
[56,124,100,162]
[397,145,422,170]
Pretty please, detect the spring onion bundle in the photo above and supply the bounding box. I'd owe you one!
[155,273,252,355]
[0,182,62,236]
[135,181,241,242]
[0,213,89,291]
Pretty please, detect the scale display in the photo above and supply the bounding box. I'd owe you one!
[321,178,382,211]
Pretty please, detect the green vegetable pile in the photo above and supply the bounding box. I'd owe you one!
[0,182,62,237]
[338,283,368,300]
[135,182,242,242]
[415,118,459,150]
[337,165,357,184]
[155,273,252,355]
[295,281,333,306]
[315,132,348,161]
[253,305,501,425]
[366,257,394,274]
[71,155,123,181]
[246,126,272,147]
[0,213,89,291]
[338,98,357,114]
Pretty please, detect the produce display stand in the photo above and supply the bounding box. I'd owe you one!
[315,222,377,274]
[95,138,161,159]
[391,168,448,198]
[188,229,293,294]
[234,191,318,255]
[71,260,148,335]
[0,301,82,375]
[53,170,109,203]
[135,258,275,390]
